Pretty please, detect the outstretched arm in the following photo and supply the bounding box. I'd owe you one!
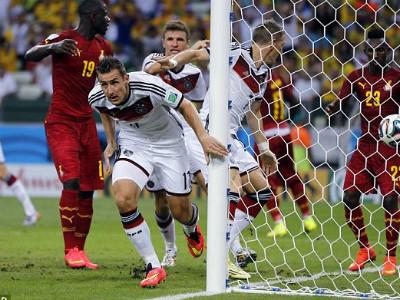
[25,39,79,62]
[179,98,228,160]
[155,48,210,71]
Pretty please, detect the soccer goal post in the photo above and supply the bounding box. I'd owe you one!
[206,0,231,293]
[207,0,400,299]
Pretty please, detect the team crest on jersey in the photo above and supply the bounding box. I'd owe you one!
[358,81,366,89]
[183,78,193,90]
[123,150,133,156]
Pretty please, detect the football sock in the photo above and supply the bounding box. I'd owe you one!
[344,205,369,248]
[121,209,160,268]
[4,174,36,217]
[155,211,176,251]
[60,189,79,253]
[290,179,311,217]
[228,192,240,221]
[75,197,93,250]
[238,190,272,219]
[229,209,252,254]
[183,203,199,236]
[385,210,400,257]
[265,194,282,222]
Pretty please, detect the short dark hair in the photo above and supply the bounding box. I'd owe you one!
[78,0,104,16]
[252,20,284,45]
[162,20,190,40]
[367,27,384,40]
[96,56,126,76]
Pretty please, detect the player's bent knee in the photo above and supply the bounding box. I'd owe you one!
[343,191,361,209]
[63,178,80,191]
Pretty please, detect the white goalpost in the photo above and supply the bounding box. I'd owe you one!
[206,0,400,299]
[206,0,231,294]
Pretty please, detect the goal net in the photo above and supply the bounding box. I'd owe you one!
[225,0,400,298]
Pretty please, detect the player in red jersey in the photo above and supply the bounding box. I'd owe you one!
[326,28,400,275]
[255,70,317,237]
[25,0,112,269]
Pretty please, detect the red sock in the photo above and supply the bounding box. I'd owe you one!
[344,205,369,248]
[229,201,237,221]
[75,198,93,251]
[385,210,400,257]
[237,194,263,219]
[290,179,310,217]
[265,194,282,222]
[60,190,79,254]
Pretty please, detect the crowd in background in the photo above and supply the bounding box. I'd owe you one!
[0,0,399,125]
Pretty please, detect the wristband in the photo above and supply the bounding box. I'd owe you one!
[257,142,269,152]
[169,58,178,68]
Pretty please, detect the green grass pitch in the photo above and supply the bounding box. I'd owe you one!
[1,195,399,300]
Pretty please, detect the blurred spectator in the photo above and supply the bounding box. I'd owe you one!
[9,5,29,68]
[0,34,17,72]
[0,63,17,102]
[134,0,160,18]
[32,57,52,97]
[0,0,11,29]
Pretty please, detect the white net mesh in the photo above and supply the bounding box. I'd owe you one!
[227,0,400,298]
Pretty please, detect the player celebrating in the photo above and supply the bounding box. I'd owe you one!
[142,20,207,268]
[90,57,227,287]
[326,28,400,275]
[25,0,113,269]
[156,20,284,267]
[256,70,317,237]
[0,141,40,226]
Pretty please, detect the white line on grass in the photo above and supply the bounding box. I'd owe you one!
[147,266,394,300]
[146,291,221,300]
[260,265,381,286]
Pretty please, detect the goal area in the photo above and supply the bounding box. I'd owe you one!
[206,0,400,299]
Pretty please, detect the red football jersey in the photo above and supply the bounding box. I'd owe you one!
[42,29,113,118]
[339,67,400,143]
[260,72,292,136]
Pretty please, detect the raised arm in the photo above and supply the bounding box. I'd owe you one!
[25,39,79,62]
[178,98,228,160]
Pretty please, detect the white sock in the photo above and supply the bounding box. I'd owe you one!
[124,220,161,268]
[155,213,177,251]
[10,179,36,217]
[229,209,253,254]
[183,203,199,236]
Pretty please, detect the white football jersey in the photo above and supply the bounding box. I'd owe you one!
[143,53,207,132]
[200,43,270,133]
[89,71,185,148]
[143,53,207,102]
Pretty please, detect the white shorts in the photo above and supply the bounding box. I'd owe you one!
[184,128,208,183]
[0,142,5,163]
[113,143,191,195]
[229,135,259,175]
